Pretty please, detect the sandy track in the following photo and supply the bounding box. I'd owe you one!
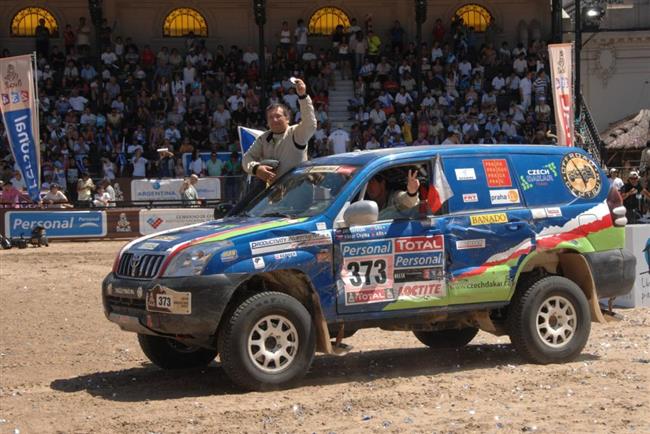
[0,241,648,433]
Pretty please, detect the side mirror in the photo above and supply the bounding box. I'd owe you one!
[343,200,379,227]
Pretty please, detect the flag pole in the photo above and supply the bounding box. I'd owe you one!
[32,51,42,192]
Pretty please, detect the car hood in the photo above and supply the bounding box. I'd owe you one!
[128,216,309,254]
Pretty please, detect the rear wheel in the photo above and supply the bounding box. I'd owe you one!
[508,276,591,364]
[218,291,316,391]
[413,327,479,348]
[137,334,217,369]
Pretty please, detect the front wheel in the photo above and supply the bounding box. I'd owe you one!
[508,276,591,364]
[218,291,316,391]
[413,327,479,348]
[137,334,217,369]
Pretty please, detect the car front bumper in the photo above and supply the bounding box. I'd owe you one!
[102,272,247,348]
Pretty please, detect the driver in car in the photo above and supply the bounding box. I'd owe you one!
[366,169,421,220]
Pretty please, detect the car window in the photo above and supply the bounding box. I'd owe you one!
[242,165,358,218]
[360,162,431,221]
[444,156,523,213]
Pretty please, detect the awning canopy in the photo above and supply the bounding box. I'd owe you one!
[602,109,650,150]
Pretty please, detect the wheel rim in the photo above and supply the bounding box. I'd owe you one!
[535,295,577,349]
[247,315,299,374]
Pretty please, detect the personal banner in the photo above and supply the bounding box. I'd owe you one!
[548,43,575,147]
[0,54,41,201]
[237,126,264,155]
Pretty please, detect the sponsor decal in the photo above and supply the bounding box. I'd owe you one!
[1,94,8,105]
[336,224,389,241]
[394,252,443,268]
[489,189,520,205]
[482,159,512,187]
[470,213,508,226]
[519,162,558,190]
[341,239,392,257]
[220,249,238,262]
[316,222,327,231]
[138,242,159,250]
[456,239,486,250]
[274,251,298,260]
[531,208,547,220]
[250,230,332,255]
[147,217,163,229]
[150,235,181,242]
[394,235,443,253]
[252,257,265,270]
[146,285,191,315]
[455,168,477,181]
[545,207,562,218]
[462,193,479,203]
[20,90,28,102]
[394,268,444,282]
[560,152,602,199]
[450,276,512,291]
[346,288,396,305]
[396,282,445,299]
[5,211,106,238]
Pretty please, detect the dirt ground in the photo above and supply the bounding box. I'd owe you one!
[0,241,649,434]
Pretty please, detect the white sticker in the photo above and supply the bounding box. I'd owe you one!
[253,257,265,270]
[456,239,486,250]
[220,249,238,262]
[531,208,547,219]
[462,193,479,203]
[274,251,298,260]
[250,231,332,255]
[455,168,477,181]
[316,222,327,230]
[138,242,159,250]
[489,189,520,205]
[545,207,562,218]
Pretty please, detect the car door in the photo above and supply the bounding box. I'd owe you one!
[440,154,535,305]
[334,160,448,314]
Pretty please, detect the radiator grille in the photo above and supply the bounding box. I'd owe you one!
[116,253,165,279]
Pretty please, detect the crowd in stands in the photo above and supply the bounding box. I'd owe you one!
[1,13,561,207]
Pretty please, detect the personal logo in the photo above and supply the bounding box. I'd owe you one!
[560,152,601,199]
[519,162,557,191]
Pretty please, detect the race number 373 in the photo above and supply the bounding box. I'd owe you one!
[341,256,394,305]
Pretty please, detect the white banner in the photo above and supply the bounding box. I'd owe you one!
[131,178,220,201]
[138,208,214,235]
[548,43,575,147]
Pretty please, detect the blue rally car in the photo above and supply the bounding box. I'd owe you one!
[102,145,635,390]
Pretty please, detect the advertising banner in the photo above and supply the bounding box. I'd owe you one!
[548,43,575,147]
[0,54,41,201]
[106,209,140,238]
[612,225,650,308]
[138,208,214,235]
[4,210,106,238]
[131,178,220,201]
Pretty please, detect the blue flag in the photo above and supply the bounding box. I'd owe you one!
[237,126,264,155]
[0,54,41,202]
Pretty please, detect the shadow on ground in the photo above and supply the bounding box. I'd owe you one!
[50,344,599,401]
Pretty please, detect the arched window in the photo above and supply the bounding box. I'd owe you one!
[11,7,58,37]
[455,4,492,32]
[163,8,208,37]
[309,7,350,36]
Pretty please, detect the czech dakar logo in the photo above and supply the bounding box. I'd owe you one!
[560,152,601,199]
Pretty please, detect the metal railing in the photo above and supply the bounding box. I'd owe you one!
[577,96,605,164]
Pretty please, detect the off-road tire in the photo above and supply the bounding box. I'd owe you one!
[137,334,217,369]
[508,275,591,364]
[413,327,479,348]
[218,291,316,391]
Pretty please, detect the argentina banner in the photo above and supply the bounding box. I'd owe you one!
[0,54,41,202]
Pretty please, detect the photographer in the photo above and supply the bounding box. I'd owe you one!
[620,171,648,223]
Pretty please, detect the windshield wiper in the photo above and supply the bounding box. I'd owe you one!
[236,211,251,217]
[260,212,293,218]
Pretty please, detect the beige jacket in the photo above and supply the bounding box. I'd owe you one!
[243,96,317,178]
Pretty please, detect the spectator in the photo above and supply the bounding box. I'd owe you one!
[0,181,22,207]
[328,124,351,154]
[131,148,148,178]
[35,19,50,58]
[608,168,624,191]
[223,151,242,202]
[77,172,94,203]
[180,174,200,207]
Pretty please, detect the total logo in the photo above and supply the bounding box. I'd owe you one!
[489,189,520,205]
[394,235,443,253]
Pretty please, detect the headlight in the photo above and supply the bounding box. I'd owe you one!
[163,241,233,277]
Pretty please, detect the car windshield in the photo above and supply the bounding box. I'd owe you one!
[240,165,359,218]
